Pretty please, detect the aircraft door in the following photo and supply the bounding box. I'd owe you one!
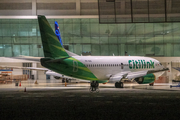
[121,63,123,69]
[73,61,78,72]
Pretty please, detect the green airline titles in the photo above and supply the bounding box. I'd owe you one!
[128,60,154,69]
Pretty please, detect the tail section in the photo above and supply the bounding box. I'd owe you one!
[38,15,69,58]
[55,21,63,47]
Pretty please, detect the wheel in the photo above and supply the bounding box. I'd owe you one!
[95,82,99,88]
[62,78,65,83]
[115,82,119,88]
[91,81,99,88]
[149,82,154,86]
[120,82,123,88]
[96,88,99,93]
[91,81,95,87]
[66,79,69,83]
[89,87,93,93]
[115,82,123,88]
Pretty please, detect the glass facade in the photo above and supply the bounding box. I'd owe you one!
[0,18,180,57]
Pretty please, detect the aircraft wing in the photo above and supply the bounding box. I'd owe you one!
[109,71,130,81]
[0,65,48,71]
[0,65,77,80]
[110,68,169,82]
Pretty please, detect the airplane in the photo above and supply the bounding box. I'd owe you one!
[37,15,169,91]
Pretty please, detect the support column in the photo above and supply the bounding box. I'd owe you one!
[76,0,80,15]
[167,0,172,13]
[121,0,125,14]
[32,62,37,80]
[32,0,37,15]
[166,62,172,83]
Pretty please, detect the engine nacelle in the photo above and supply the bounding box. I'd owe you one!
[54,76,61,79]
[134,74,155,84]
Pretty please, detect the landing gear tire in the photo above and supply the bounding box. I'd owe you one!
[89,81,99,93]
[62,78,65,83]
[89,87,99,93]
[115,82,124,88]
[66,79,69,83]
[149,82,154,86]
[120,82,123,88]
[115,82,118,88]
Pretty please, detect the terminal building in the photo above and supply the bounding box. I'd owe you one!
[0,0,180,82]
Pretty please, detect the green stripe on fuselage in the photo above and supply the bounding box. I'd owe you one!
[41,57,99,81]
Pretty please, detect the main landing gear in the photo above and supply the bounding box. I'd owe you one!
[89,81,99,93]
[62,78,69,83]
[115,82,124,88]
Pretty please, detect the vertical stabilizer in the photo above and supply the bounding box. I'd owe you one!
[38,15,69,58]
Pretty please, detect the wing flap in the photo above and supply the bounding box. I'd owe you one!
[109,71,130,81]
[126,71,148,80]
[109,68,169,82]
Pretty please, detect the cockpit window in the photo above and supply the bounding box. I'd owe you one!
[160,63,162,65]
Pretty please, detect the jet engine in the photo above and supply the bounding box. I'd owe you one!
[54,76,61,79]
[134,74,155,84]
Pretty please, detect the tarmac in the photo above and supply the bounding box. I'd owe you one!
[1,80,180,119]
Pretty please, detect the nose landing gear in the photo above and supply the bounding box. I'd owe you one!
[89,81,99,93]
[149,82,154,86]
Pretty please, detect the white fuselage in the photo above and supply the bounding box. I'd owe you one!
[73,56,164,80]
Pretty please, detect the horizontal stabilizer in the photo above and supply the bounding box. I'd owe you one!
[44,57,70,63]
[0,65,48,71]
